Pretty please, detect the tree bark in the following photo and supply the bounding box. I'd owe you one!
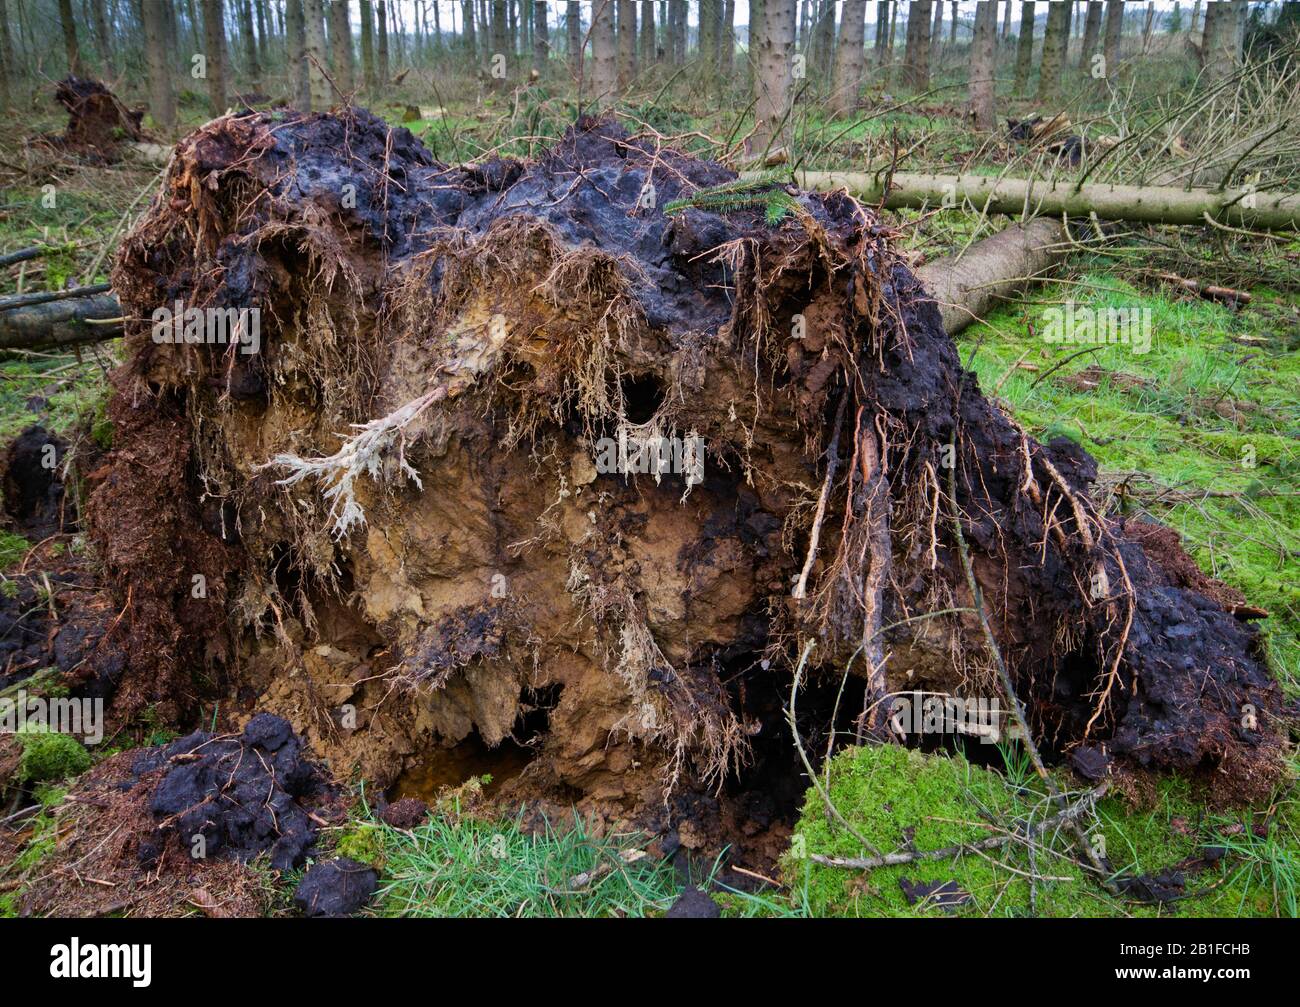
[753,0,794,153]
[1102,0,1123,77]
[1201,0,1235,86]
[638,0,654,67]
[457,0,474,62]
[969,0,996,129]
[201,0,229,114]
[567,0,582,72]
[1036,0,1069,100]
[591,0,617,104]
[831,0,866,117]
[58,0,82,74]
[916,218,1064,335]
[90,0,112,72]
[0,293,123,350]
[1013,1,1035,93]
[287,0,311,107]
[617,0,636,86]
[812,0,835,78]
[302,0,330,108]
[930,0,944,64]
[783,169,1300,230]
[329,0,354,96]
[239,0,261,85]
[904,1,932,90]
[360,0,378,86]
[376,0,391,83]
[143,0,177,128]
[534,0,550,71]
[1079,0,1103,70]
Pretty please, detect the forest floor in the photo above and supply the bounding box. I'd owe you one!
[0,61,1297,917]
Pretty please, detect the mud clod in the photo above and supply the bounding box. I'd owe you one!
[293,857,379,917]
[135,714,331,871]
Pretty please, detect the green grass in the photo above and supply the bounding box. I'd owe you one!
[349,789,706,918]
[761,744,1300,919]
[961,271,1300,690]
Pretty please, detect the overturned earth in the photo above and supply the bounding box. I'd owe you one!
[73,109,1285,862]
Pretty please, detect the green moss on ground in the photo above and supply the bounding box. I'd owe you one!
[762,744,1298,919]
[16,725,92,784]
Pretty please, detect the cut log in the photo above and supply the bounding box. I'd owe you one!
[773,169,1300,230]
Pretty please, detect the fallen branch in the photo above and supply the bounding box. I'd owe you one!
[810,781,1109,871]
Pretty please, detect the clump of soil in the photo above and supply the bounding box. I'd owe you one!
[0,426,123,700]
[86,107,1283,868]
[293,857,378,917]
[35,77,148,164]
[133,713,334,871]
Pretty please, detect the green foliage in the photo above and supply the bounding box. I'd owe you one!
[16,726,92,784]
[664,176,801,226]
[0,530,30,573]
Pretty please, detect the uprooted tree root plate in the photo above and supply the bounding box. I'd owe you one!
[73,109,1282,865]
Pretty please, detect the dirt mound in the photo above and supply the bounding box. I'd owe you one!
[90,107,1282,850]
[133,713,334,871]
[36,77,148,164]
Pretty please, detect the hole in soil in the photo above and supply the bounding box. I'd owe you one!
[620,373,665,424]
[387,684,561,803]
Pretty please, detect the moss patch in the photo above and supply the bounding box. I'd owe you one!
[771,744,1298,918]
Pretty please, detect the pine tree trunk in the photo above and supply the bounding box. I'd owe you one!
[256,0,271,66]
[0,0,13,110]
[143,0,176,127]
[753,0,794,153]
[969,0,996,129]
[812,0,836,78]
[1078,0,1102,69]
[201,0,228,113]
[1014,2,1035,93]
[240,0,261,86]
[1036,0,1069,100]
[1002,0,1013,39]
[534,0,550,71]
[566,0,582,72]
[591,0,617,104]
[91,0,111,72]
[376,0,391,83]
[720,0,734,76]
[329,0,354,96]
[287,0,311,107]
[1103,0,1122,76]
[58,0,82,74]
[905,1,931,89]
[303,0,330,107]
[831,0,866,116]
[459,0,475,63]
[930,0,944,64]
[617,0,636,85]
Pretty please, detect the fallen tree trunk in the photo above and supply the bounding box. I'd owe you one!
[776,169,1300,230]
[916,218,1068,334]
[0,293,123,349]
[75,108,1280,863]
